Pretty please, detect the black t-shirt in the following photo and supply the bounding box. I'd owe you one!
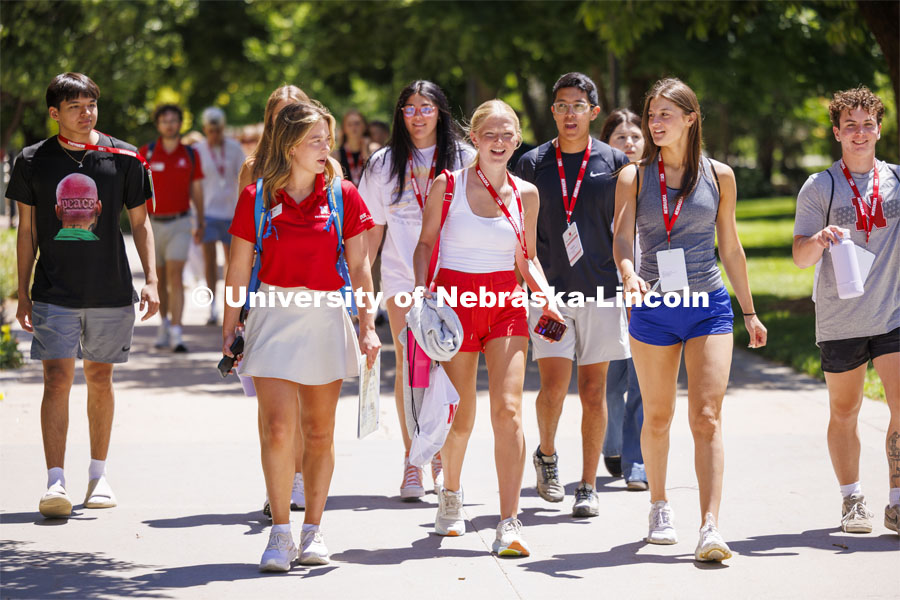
[515,138,628,298]
[6,134,150,308]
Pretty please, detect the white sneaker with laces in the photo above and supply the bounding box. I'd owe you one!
[259,530,297,572]
[291,473,305,511]
[400,454,425,500]
[647,500,678,544]
[154,324,170,349]
[694,513,732,561]
[841,493,874,533]
[299,528,330,565]
[492,517,530,557]
[39,482,73,518]
[84,475,117,508]
[435,487,465,536]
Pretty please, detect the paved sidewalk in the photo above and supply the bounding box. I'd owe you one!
[1,238,897,599]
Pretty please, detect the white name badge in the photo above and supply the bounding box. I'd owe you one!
[562,222,584,266]
[270,203,283,219]
[855,245,875,284]
[656,248,689,292]
[150,162,165,172]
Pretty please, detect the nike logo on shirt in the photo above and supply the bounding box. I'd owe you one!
[589,171,606,177]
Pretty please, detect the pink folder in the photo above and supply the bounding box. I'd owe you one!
[407,328,430,388]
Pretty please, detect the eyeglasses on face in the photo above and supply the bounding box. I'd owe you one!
[551,102,593,115]
[401,105,437,118]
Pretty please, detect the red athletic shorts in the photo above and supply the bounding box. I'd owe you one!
[434,268,529,353]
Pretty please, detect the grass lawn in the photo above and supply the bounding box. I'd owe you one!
[724,196,885,401]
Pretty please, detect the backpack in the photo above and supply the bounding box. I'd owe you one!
[241,177,356,322]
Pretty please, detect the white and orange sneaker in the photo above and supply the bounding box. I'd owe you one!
[492,517,530,557]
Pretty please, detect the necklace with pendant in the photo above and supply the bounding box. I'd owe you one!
[60,144,87,168]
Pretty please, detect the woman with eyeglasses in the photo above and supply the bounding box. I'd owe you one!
[359,80,474,501]
[613,78,766,562]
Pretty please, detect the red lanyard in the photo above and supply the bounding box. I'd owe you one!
[658,153,683,246]
[839,159,881,244]
[210,144,226,179]
[555,137,591,224]
[408,154,437,210]
[475,166,529,259]
[58,132,156,211]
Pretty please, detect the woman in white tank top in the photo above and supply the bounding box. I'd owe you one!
[412,100,562,557]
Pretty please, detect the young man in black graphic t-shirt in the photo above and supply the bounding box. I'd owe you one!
[7,72,159,518]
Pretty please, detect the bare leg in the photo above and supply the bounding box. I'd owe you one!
[166,260,186,327]
[683,334,732,521]
[484,336,528,519]
[535,357,572,456]
[630,336,682,504]
[872,353,900,490]
[255,377,300,525]
[41,359,75,469]
[577,361,609,485]
[203,241,218,306]
[386,296,413,451]
[824,365,867,486]
[438,352,480,492]
[157,260,169,320]
[83,360,115,461]
[299,380,343,525]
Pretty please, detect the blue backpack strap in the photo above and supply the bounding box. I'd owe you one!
[242,178,267,320]
[146,140,155,161]
[324,179,357,317]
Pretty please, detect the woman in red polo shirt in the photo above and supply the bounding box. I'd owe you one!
[223,101,380,572]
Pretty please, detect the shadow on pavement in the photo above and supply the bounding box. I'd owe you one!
[129,562,337,588]
[518,541,697,578]
[0,540,165,598]
[0,510,98,525]
[730,527,900,556]
[143,511,269,536]
[331,534,484,564]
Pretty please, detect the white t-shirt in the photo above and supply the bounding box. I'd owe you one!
[193,138,245,220]
[359,143,475,297]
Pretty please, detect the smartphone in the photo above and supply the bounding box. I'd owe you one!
[534,315,566,342]
[217,336,245,378]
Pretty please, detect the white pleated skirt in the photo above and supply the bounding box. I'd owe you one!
[239,284,360,385]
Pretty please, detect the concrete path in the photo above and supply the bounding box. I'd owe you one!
[1,237,897,599]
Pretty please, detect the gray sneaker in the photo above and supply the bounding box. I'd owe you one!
[884,504,899,534]
[841,494,874,533]
[572,483,599,517]
[533,447,564,503]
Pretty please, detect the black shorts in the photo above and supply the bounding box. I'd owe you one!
[819,327,900,373]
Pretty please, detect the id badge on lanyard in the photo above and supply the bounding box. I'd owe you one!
[563,222,584,266]
[556,139,591,266]
[655,153,688,292]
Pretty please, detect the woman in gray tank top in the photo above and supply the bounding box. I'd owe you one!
[612,78,767,563]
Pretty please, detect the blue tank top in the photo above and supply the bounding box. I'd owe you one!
[635,155,723,293]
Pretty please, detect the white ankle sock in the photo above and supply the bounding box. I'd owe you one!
[840,481,862,498]
[889,488,900,507]
[88,459,106,481]
[271,523,291,534]
[161,317,170,329]
[301,523,319,533]
[47,467,65,488]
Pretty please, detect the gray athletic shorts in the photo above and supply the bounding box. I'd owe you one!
[151,215,192,263]
[31,302,136,364]
[528,301,631,365]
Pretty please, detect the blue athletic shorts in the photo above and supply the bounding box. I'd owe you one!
[629,286,734,346]
[203,217,233,244]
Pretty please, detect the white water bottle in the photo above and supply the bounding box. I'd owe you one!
[830,229,864,299]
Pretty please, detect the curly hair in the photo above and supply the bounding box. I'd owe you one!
[828,86,884,127]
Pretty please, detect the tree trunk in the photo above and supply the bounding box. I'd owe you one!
[757,121,777,185]
[856,0,900,153]
[516,71,552,142]
[0,96,26,151]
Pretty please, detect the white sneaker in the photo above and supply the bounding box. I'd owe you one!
[435,487,465,536]
[299,528,330,565]
[694,513,732,562]
[492,517,530,557]
[84,475,117,508]
[154,324,170,349]
[431,453,444,495]
[259,530,296,572]
[291,473,305,511]
[841,493,874,533]
[400,454,425,500]
[39,482,73,518]
[647,500,678,544]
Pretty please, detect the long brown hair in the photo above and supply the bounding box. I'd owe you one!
[250,85,310,180]
[257,101,337,209]
[599,108,640,145]
[639,78,703,201]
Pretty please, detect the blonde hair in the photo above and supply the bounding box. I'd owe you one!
[466,99,522,167]
[250,85,310,180]
[257,101,337,208]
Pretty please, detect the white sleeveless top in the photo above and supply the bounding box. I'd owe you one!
[438,169,522,273]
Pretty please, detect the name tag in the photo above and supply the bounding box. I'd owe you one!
[270,203,283,219]
[562,222,584,266]
[656,248,689,292]
[151,162,165,172]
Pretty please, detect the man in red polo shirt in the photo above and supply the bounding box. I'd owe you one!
[140,104,204,352]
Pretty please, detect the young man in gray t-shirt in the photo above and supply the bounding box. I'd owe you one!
[793,86,899,536]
